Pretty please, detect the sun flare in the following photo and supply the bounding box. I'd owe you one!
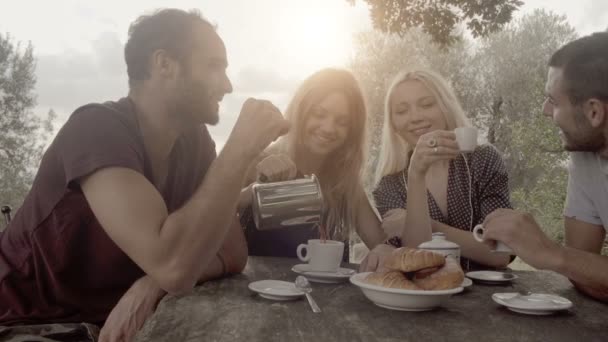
[275,3,352,74]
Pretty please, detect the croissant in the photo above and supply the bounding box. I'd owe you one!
[364,271,421,290]
[412,257,464,290]
[383,247,445,272]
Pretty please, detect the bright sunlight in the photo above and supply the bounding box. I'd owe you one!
[274,2,353,74]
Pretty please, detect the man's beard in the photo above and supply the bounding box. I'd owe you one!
[172,76,219,126]
[563,110,606,153]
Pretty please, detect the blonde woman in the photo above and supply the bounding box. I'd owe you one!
[239,68,385,259]
[361,69,512,272]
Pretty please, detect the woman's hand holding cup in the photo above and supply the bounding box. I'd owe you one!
[409,130,460,177]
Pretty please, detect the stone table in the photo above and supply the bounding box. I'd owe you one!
[136,256,608,342]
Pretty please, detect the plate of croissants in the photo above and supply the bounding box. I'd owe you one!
[350,247,465,311]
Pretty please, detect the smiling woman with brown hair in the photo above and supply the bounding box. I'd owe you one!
[239,68,386,259]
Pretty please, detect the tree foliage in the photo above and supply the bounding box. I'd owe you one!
[0,33,55,211]
[464,10,577,240]
[348,0,523,45]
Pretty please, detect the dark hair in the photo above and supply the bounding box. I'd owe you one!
[124,8,215,88]
[549,32,608,105]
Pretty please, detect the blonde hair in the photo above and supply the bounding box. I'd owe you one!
[270,68,368,240]
[375,69,471,183]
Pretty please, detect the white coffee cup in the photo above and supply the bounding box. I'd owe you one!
[473,224,513,253]
[296,239,344,272]
[455,127,478,152]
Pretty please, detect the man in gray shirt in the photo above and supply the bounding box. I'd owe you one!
[482,32,608,302]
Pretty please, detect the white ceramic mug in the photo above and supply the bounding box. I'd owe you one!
[473,224,513,253]
[296,239,344,272]
[455,127,478,152]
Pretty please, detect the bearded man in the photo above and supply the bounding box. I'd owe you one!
[0,8,289,340]
[481,32,608,303]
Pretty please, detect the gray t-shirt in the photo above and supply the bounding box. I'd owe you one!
[564,152,608,231]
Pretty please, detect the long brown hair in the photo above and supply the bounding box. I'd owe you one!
[271,68,368,240]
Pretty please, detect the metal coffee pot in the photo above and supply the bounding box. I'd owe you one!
[251,174,324,231]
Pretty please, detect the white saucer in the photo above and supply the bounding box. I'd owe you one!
[291,264,356,283]
[461,278,473,288]
[248,280,305,301]
[465,271,518,284]
[492,292,573,315]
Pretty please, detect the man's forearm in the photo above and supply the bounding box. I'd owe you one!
[119,253,239,302]
[571,280,608,303]
[197,248,246,283]
[550,246,608,302]
[120,275,167,313]
[128,221,248,305]
[197,216,248,282]
[160,141,253,290]
[109,250,240,335]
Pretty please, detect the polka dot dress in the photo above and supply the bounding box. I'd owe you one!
[373,144,512,270]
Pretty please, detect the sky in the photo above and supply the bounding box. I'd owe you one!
[1,0,607,150]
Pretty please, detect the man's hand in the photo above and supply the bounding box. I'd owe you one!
[99,276,165,342]
[359,244,395,272]
[482,208,560,269]
[227,98,290,160]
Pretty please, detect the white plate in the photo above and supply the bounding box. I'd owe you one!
[248,280,305,301]
[292,264,356,283]
[466,271,518,284]
[350,272,463,311]
[461,278,473,288]
[492,292,573,315]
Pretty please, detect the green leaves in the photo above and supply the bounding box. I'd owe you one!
[467,11,575,243]
[349,0,523,46]
[0,33,55,213]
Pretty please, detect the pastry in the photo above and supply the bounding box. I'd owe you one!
[364,271,421,290]
[383,247,445,272]
[412,257,464,290]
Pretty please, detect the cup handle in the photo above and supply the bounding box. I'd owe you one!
[472,224,485,243]
[297,244,310,262]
